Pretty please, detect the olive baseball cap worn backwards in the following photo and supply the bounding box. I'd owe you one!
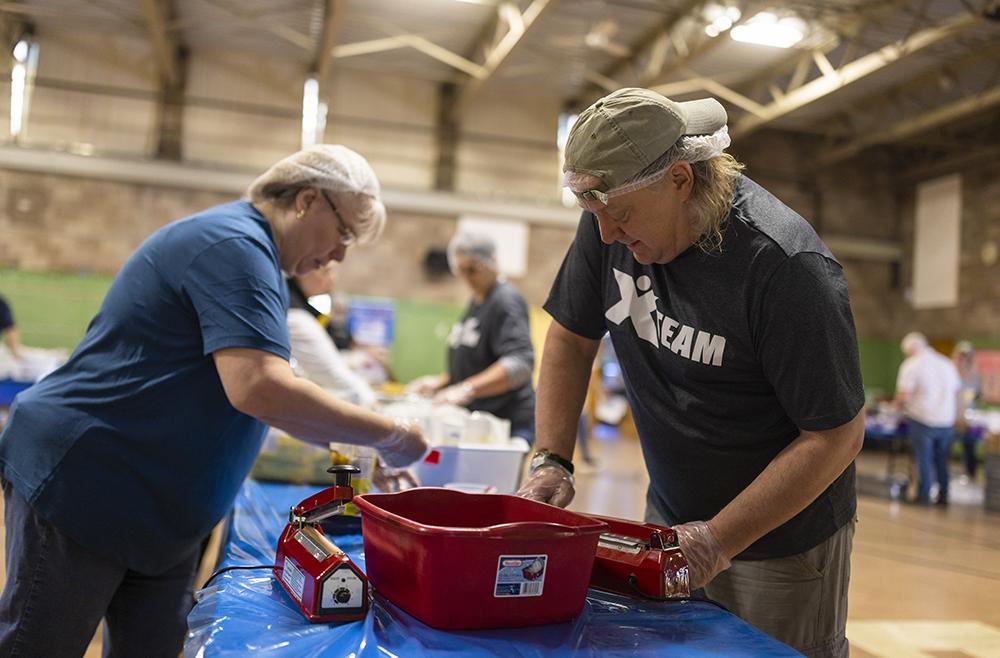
[564,87,728,193]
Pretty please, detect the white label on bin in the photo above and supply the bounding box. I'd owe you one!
[280,558,306,603]
[494,554,547,598]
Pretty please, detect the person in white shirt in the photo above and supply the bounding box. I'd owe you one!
[287,263,376,408]
[895,332,962,505]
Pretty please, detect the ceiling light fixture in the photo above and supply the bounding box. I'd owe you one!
[703,3,741,37]
[10,37,38,140]
[730,12,805,48]
[300,77,328,150]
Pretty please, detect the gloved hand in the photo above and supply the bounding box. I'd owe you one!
[433,381,475,406]
[372,462,419,493]
[373,418,429,468]
[672,521,731,590]
[404,374,443,397]
[516,462,575,507]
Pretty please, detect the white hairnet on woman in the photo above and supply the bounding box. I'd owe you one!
[447,230,498,273]
[248,144,387,245]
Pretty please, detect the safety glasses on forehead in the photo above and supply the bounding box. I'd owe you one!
[569,167,669,208]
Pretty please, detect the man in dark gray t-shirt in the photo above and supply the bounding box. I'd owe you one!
[517,88,864,658]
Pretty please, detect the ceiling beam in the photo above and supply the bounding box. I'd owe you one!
[453,0,557,117]
[644,0,780,90]
[818,84,1000,167]
[730,11,982,139]
[332,35,411,58]
[312,0,346,84]
[732,0,918,110]
[141,0,178,86]
[332,34,487,78]
[140,0,185,160]
[818,38,1000,139]
[174,5,313,52]
[408,35,489,79]
[576,0,705,103]
[0,3,67,20]
[652,75,765,115]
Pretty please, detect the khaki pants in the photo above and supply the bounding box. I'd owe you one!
[704,521,855,658]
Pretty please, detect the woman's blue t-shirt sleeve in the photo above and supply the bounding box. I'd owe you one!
[182,237,291,359]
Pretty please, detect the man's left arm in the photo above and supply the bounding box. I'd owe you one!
[708,410,864,559]
[676,252,865,588]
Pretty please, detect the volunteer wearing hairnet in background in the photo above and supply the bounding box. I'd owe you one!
[0,145,428,657]
[518,88,864,657]
[408,232,536,443]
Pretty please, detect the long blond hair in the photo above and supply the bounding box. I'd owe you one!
[624,145,745,253]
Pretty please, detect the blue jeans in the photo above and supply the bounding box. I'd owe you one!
[908,420,954,503]
[0,480,199,657]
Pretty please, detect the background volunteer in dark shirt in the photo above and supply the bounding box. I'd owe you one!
[517,88,864,658]
[407,231,536,442]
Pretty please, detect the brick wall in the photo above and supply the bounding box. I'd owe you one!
[0,167,576,307]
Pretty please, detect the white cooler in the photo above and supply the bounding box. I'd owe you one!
[382,400,528,493]
[413,438,530,493]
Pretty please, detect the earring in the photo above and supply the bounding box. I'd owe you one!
[296,209,305,219]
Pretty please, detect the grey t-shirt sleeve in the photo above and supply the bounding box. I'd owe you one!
[754,252,865,431]
[486,291,534,375]
[543,212,607,340]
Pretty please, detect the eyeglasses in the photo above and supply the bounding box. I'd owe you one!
[319,190,357,246]
[570,167,671,209]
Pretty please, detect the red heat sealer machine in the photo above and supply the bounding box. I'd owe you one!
[585,514,691,600]
[274,465,369,623]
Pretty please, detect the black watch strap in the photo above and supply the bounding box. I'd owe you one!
[534,449,574,475]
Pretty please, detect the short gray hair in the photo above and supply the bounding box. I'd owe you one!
[901,332,928,355]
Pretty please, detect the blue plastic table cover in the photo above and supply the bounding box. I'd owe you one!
[185,479,801,657]
[0,379,32,407]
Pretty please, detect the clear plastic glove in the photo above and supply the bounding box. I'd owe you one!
[433,381,475,406]
[405,374,443,397]
[372,462,419,493]
[373,418,429,468]
[672,521,731,590]
[516,463,575,508]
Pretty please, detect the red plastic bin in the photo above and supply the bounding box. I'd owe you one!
[353,488,608,629]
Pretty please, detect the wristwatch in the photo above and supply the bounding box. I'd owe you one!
[529,449,574,475]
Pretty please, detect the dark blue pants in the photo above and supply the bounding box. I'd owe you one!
[0,480,199,658]
[961,432,980,478]
[908,420,954,503]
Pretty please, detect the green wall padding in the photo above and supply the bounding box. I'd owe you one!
[0,269,112,349]
[389,298,464,383]
[1,269,464,383]
[858,338,904,402]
